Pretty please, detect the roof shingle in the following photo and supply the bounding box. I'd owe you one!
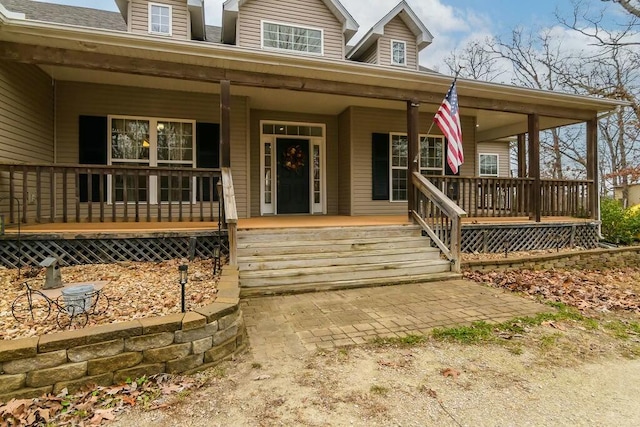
[2,0,126,31]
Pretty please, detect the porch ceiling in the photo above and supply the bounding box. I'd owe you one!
[40,65,579,140]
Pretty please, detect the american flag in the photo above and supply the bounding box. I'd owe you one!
[434,82,464,174]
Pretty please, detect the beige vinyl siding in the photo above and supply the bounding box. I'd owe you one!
[238,0,345,60]
[477,142,512,177]
[130,0,189,40]
[0,62,54,221]
[360,43,378,65]
[350,106,476,216]
[338,108,351,215]
[0,62,54,163]
[55,81,249,218]
[249,110,339,217]
[379,16,418,70]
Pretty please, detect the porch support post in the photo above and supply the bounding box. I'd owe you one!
[220,80,231,168]
[517,134,527,177]
[528,114,541,222]
[586,117,599,220]
[407,100,420,220]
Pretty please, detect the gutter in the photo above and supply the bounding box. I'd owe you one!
[0,16,630,113]
[0,3,25,22]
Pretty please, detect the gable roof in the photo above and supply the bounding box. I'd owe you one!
[347,1,433,61]
[222,0,359,44]
[2,0,126,31]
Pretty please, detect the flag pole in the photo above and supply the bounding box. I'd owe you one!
[425,66,464,137]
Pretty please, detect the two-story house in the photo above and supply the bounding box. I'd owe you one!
[0,0,623,289]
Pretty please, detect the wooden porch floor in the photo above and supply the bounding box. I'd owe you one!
[1,215,594,236]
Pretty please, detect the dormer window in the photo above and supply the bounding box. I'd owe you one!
[262,21,323,55]
[149,3,172,36]
[392,40,406,66]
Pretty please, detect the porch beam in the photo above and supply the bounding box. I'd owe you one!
[586,117,599,220]
[220,80,231,168]
[0,42,599,121]
[528,114,541,222]
[407,100,420,220]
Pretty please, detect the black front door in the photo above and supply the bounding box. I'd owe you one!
[277,139,310,214]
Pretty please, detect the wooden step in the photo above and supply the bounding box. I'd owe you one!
[238,247,440,271]
[239,260,452,287]
[237,225,423,242]
[237,224,452,294]
[237,235,428,252]
[240,272,462,297]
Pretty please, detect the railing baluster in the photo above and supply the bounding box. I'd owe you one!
[146,171,151,223]
[49,166,55,223]
[74,168,80,223]
[35,166,42,223]
[188,170,194,222]
[87,168,93,223]
[134,169,140,223]
[22,169,28,224]
[99,171,105,223]
[168,170,173,222]
[157,170,162,222]
[111,167,117,223]
[178,169,184,222]
[123,169,129,222]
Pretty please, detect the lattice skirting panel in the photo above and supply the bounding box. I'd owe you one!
[461,223,599,254]
[0,234,228,268]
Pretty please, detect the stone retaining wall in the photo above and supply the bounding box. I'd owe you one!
[462,246,640,272]
[0,266,245,403]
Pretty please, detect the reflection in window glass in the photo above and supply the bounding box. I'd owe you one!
[479,154,499,176]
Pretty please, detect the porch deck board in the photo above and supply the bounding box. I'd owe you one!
[2,215,594,236]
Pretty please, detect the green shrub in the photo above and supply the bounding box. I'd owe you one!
[600,198,640,244]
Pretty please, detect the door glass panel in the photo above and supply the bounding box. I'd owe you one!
[264,142,272,205]
[313,145,321,204]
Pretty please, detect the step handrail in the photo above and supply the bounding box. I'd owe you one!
[221,167,238,265]
[411,172,467,273]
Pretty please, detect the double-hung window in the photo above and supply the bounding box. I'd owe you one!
[149,3,172,36]
[262,21,323,55]
[109,117,195,204]
[391,40,406,66]
[479,153,499,177]
[390,133,445,201]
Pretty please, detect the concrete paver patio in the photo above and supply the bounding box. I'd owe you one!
[241,280,549,360]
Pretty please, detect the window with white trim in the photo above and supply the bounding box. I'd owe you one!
[149,3,172,36]
[479,153,499,177]
[109,117,195,203]
[262,21,323,55]
[391,40,406,66]
[391,134,445,201]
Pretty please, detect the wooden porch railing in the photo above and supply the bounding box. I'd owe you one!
[411,172,467,273]
[427,176,593,219]
[220,167,238,265]
[0,163,222,225]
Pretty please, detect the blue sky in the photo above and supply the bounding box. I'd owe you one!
[33,0,621,69]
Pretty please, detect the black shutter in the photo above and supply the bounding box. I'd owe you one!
[78,116,108,202]
[372,133,390,200]
[196,122,220,201]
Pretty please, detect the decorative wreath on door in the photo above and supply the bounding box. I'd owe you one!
[282,145,305,172]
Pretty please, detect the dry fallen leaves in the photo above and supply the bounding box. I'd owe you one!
[0,258,222,340]
[465,268,640,314]
[0,374,201,426]
[441,368,461,379]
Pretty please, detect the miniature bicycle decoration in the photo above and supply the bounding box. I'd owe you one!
[11,280,110,330]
